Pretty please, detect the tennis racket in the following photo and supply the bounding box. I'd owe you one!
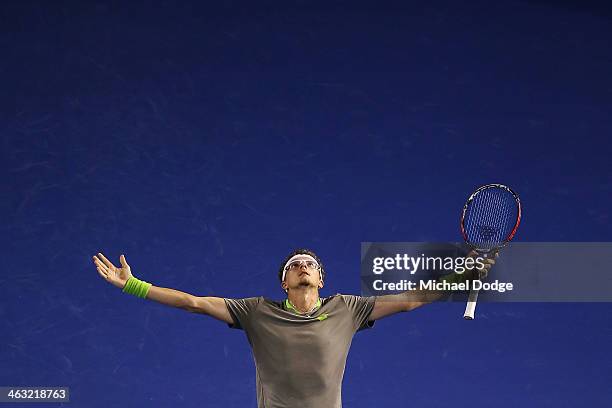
[460,183,521,319]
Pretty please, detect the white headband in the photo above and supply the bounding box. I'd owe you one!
[281,254,321,282]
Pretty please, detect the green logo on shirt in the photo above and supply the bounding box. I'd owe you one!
[317,313,328,321]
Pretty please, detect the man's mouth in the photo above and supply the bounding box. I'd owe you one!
[299,271,310,276]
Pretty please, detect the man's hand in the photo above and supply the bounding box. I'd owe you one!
[466,249,498,280]
[93,253,134,289]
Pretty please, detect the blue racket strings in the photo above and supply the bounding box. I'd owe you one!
[463,187,518,252]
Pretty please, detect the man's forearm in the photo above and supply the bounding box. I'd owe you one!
[143,285,193,309]
[408,269,480,308]
[398,271,477,310]
[370,281,455,320]
[397,287,448,312]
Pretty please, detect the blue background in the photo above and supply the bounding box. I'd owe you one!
[2,0,611,406]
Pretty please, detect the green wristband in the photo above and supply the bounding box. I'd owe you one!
[122,277,152,298]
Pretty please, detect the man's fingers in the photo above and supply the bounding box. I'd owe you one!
[93,256,107,271]
[97,253,116,270]
[95,258,113,276]
[92,256,102,268]
[119,254,129,268]
[96,266,108,280]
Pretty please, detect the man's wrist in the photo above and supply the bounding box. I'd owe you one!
[122,276,152,298]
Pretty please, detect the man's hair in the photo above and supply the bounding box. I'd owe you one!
[278,248,326,282]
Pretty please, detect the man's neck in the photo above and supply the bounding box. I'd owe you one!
[287,288,320,314]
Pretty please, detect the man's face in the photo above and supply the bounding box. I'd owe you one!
[281,255,323,292]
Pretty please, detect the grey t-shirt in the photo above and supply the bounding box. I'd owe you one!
[224,294,377,408]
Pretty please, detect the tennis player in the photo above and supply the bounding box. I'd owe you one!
[93,248,493,408]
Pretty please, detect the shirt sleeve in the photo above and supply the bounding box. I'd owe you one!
[223,297,262,330]
[340,294,377,332]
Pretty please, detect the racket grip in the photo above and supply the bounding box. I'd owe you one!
[463,289,479,320]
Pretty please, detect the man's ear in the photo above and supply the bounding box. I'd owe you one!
[282,281,288,292]
[319,279,324,289]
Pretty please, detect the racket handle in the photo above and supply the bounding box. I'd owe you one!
[463,250,491,320]
[463,289,479,320]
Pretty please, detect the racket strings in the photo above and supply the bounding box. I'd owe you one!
[464,187,518,251]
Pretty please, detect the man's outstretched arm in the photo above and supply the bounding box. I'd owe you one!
[93,252,233,324]
[369,252,496,321]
